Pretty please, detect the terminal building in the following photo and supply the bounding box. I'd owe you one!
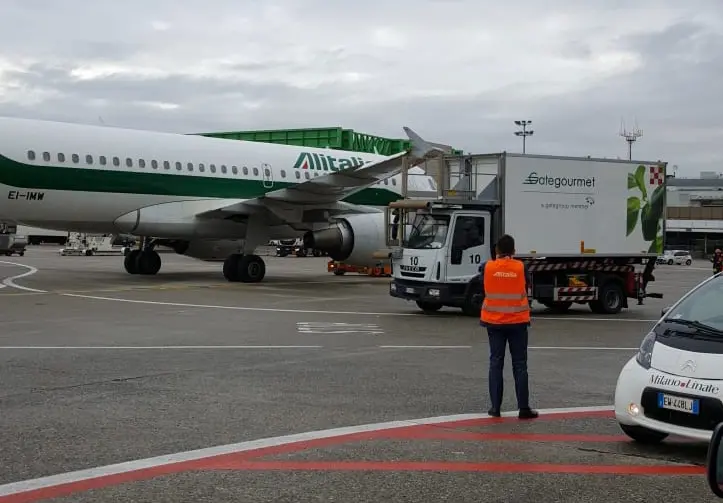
[665,171,723,257]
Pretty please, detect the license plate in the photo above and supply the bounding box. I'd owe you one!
[405,287,415,294]
[657,393,700,415]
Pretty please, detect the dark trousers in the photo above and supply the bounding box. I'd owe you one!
[486,323,530,410]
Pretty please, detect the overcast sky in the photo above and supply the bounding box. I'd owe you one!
[0,1,720,177]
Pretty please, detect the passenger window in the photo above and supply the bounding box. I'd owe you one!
[280,170,286,178]
[210,164,216,173]
[86,155,93,164]
[384,179,388,185]
[392,178,397,186]
[163,161,170,170]
[99,156,107,165]
[175,162,182,171]
[198,163,205,172]
[72,154,80,163]
[113,157,120,166]
[27,150,35,160]
[138,159,145,168]
[295,171,301,179]
[253,167,259,176]
[151,160,158,169]
[187,162,193,172]
[126,158,133,167]
[450,215,485,265]
[41,151,50,161]
[232,166,238,175]
[304,172,310,180]
[243,167,248,175]
[221,165,227,174]
[58,153,65,162]
[264,167,271,177]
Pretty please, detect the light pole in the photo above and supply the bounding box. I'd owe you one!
[514,120,533,154]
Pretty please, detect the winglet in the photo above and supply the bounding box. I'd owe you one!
[403,127,453,159]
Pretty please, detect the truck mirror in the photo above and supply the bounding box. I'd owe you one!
[706,422,723,497]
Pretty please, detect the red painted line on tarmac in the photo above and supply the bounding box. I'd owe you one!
[202,460,706,475]
[431,409,615,429]
[381,430,630,442]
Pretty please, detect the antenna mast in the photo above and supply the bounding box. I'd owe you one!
[619,118,642,160]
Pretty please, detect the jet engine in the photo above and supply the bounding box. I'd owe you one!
[303,213,386,266]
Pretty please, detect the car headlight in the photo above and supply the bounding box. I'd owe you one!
[635,331,657,369]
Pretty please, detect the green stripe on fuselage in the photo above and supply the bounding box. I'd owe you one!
[0,154,401,205]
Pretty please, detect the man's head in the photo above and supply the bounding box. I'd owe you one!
[496,234,515,257]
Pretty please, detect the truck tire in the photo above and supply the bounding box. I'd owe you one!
[416,301,442,314]
[590,278,624,314]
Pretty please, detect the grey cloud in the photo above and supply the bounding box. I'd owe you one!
[0,1,721,176]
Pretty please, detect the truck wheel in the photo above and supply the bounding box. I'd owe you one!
[416,301,442,313]
[619,423,668,444]
[590,280,624,314]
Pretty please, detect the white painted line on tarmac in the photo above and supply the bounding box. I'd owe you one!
[0,261,46,293]
[0,404,613,498]
[0,345,323,350]
[528,346,637,351]
[379,345,472,349]
[60,293,659,322]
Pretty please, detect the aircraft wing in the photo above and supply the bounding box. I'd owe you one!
[261,127,448,205]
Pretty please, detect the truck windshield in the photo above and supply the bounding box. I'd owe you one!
[406,214,450,249]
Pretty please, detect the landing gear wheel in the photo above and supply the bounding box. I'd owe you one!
[223,254,241,282]
[619,423,668,444]
[589,280,624,314]
[416,301,442,314]
[137,250,161,275]
[238,255,266,282]
[124,250,141,274]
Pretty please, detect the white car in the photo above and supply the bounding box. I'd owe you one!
[657,250,693,266]
[614,272,723,443]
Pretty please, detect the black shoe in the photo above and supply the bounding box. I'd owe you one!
[487,407,501,417]
[518,408,539,419]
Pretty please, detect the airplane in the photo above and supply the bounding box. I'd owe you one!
[0,116,447,283]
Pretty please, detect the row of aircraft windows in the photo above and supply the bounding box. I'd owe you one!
[25,149,398,186]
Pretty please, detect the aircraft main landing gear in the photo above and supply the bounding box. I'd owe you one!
[223,253,266,283]
[124,242,162,276]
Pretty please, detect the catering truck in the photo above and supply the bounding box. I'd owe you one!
[379,152,667,316]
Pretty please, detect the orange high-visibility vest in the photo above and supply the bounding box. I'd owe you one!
[480,257,530,325]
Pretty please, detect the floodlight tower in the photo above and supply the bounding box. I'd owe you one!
[619,119,643,160]
[514,120,533,153]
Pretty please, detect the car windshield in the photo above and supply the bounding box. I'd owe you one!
[405,214,450,249]
[664,275,723,333]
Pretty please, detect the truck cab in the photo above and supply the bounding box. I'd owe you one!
[388,202,493,315]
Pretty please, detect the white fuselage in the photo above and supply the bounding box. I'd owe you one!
[0,117,431,236]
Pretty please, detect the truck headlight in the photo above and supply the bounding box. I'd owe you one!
[428,289,440,297]
[635,332,657,370]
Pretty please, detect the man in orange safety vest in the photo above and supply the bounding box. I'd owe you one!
[479,234,538,419]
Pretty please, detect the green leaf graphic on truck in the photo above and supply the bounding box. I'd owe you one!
[627,164,665,253]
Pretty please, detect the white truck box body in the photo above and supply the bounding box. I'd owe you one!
[494,154,666,256]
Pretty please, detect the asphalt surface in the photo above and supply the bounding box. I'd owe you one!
[0,247,720,502]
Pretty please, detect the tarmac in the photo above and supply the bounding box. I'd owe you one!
[0,247,720,502]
